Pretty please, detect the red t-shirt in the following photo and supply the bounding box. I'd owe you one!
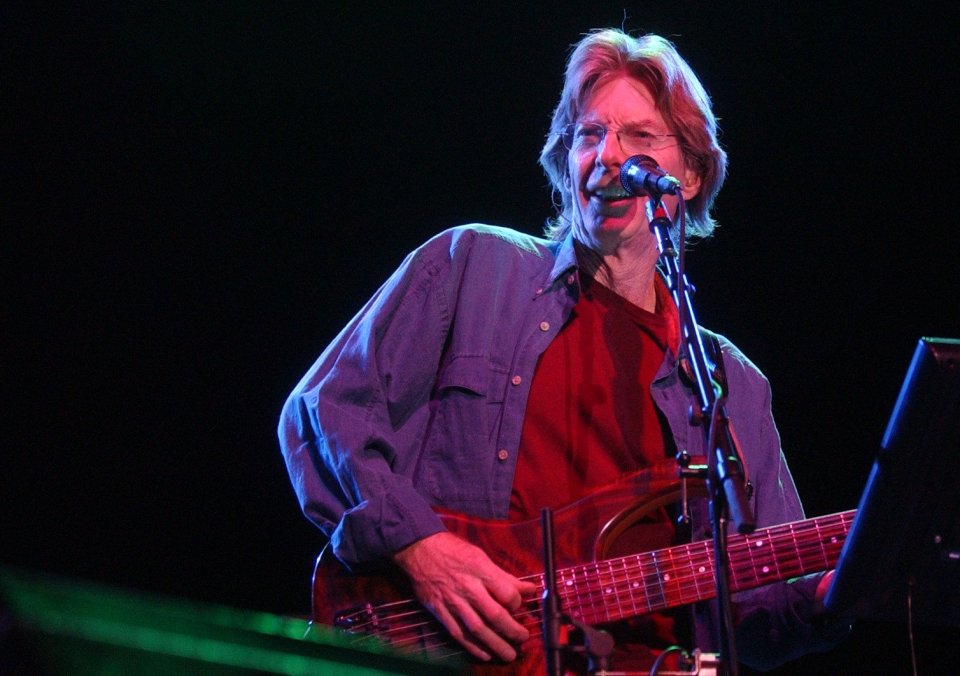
[509,270,686,668]
[510,272,680,519]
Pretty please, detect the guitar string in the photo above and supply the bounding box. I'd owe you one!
[338,532,848,638]
[336,557,809,654]
[341,535,846,657]
[548,531,847,625]
[542,517,851,623]
[335,515,852,649]
[336,513,852,654]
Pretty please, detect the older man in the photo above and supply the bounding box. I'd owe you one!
[280,28,846,673]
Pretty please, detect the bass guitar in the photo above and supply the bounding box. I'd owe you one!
[311,463,852,674]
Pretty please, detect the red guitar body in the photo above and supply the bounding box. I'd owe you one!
[310,464,851,675]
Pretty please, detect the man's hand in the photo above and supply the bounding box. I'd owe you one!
[393,531,538,662]
[814,569,834,614]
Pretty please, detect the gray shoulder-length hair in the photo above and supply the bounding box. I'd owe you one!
[539,29,728,242]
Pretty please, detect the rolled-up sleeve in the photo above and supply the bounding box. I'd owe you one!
[278,242,453,568]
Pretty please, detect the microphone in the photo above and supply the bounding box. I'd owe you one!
[620,154,682,197]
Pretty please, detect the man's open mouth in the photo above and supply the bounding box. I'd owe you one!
[590,185,632,201]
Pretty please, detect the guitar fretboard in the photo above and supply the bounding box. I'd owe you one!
[544,510,854,626]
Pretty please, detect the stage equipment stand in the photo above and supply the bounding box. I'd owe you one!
[641,185,756,676]
[541,508,615,676]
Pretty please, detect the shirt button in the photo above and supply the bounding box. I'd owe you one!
[497,449,509,461]
[539,321,550,331]
[511,375,522,385]
[566,273,576,285]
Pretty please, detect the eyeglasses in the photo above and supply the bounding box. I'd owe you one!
[561,121,679,154]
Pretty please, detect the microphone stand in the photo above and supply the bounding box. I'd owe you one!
[646,197,755,676]
[542,508,564,676]
[541,508,614,676]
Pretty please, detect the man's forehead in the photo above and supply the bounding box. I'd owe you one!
[578,76,665,124]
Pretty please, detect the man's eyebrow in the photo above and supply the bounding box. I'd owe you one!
[579,117,663,130]
[621,119,664,130]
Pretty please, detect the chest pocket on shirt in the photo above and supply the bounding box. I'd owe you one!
[436,355,490,396]
[425,355,509,509]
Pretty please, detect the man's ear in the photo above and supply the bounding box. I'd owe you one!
[681,166,702,200]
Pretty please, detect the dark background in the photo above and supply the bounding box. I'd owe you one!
[4,2,958,674]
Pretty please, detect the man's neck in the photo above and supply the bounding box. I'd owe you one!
[576,241,659,312]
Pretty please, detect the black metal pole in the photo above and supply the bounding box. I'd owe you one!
[644,193,754,676]
[541,508,564,676]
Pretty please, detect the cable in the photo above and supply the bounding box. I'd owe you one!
[649,644,687,676]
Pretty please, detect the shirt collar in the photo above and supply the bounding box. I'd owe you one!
[550,231,579,283]
[534,231,580,299]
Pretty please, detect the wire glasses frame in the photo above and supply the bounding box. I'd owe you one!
[561,121,679,154]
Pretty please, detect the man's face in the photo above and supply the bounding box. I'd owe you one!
[567,76,700,254]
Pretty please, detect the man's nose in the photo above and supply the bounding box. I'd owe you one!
[596,130,627,166]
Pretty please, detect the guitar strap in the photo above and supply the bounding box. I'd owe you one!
[703,331,752,493]
[701,329,726,393]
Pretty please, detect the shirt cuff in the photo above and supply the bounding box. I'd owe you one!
[331,486,446,569]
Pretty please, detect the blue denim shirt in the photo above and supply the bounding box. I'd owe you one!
[279,224,841,669]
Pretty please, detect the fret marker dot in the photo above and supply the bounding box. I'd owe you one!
[762,566,770,574]
[565,580,573,586]
[663,574,671,581]
[605,587,613,594]
[755,540,764,547]
[699,566,706,573]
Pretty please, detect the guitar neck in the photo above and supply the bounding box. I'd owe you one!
[545,510,855,626]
